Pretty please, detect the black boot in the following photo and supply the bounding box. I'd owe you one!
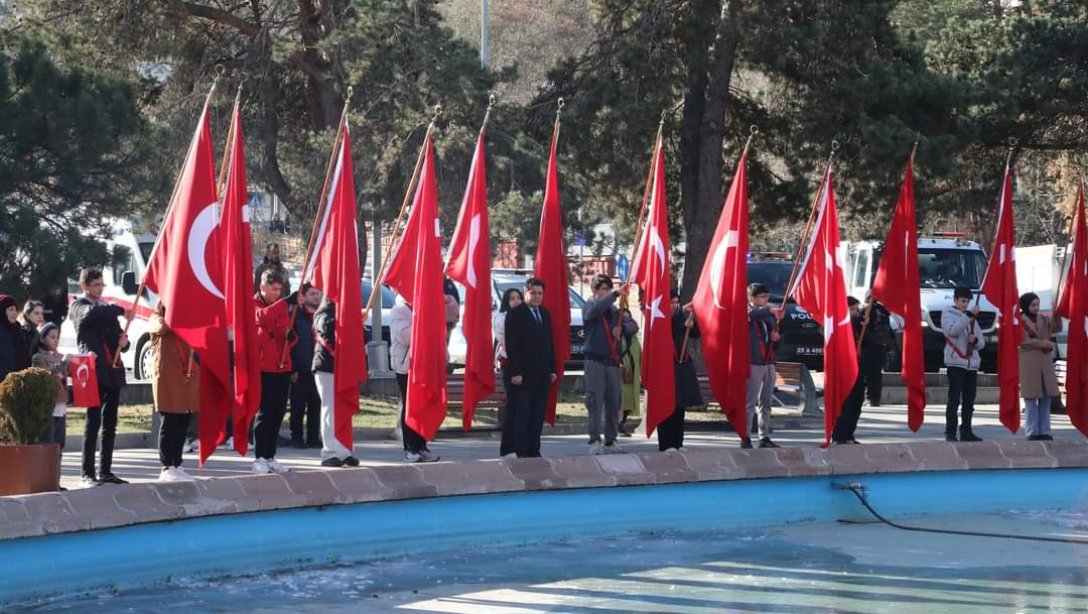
[959,427,982,442]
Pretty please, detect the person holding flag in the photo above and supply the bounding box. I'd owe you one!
[659,290,702,452]
[148,303,199,481]
[746,283,783,448]
[581,275,634,454]
[252,270,294,473]
[68,268,131,487]
[942,287,985,442]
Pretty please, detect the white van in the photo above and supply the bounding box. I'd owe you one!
[844,234,1000,372]
[59,226,158,381]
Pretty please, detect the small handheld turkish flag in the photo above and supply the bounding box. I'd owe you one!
[69,354,100,408]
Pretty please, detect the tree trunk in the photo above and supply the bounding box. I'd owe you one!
[679,0,743,300]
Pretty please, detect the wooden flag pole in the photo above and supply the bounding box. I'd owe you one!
[277,87,354,368]
[364,104,443,318]
[621,114,665,312]
[114,68,224,369]
[765,141,839,354]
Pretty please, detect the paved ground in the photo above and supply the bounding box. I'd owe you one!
[61,402,1081,489]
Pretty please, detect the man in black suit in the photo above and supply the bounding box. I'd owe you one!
[504,277,557,458]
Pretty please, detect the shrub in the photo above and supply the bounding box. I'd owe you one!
[0,368,56,445]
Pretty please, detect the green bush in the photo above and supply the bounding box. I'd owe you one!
[0,368,56,445]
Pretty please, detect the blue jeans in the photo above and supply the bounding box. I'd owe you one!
[1024,396,1051,437]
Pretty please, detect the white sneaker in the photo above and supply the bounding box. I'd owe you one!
[664,447,680,454]
[418,450,440,463]
[221,437,234,450]
[172,467,195,481]
[266,458,289,474]
[588,441,604,455]
[252,458,271,474]
[404,451,422,463]
[80,475,100,488]
[501,452,518,459]
[603,441,621,454]
[159,467,177,482]
[182,438,197,454]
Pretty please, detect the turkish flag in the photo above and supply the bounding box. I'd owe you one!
[790,169,858,446]
[980,164,1021,433]
[639,144,676,437]
[692,149,749,439]
[870,155,926,431]
[533,125,571,425]
[218,102,262,461]
[1055,183,1088,437]
[141,103,231,466]
[68,355,100,408]
[446,129,495,430]
[384,134,448,440]
[307,120,367,450]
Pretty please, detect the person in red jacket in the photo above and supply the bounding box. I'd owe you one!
[252,270,295,474]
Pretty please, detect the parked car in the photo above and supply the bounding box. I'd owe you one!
[447,272,587,369]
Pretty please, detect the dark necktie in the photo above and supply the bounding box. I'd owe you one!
[532,308,541,326]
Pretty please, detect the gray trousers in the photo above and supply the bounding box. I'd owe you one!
[585,359,622,445]
[746,364,775,440]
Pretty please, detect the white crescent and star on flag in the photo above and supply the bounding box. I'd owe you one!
[187,202,225,300]
[709,229,739,309]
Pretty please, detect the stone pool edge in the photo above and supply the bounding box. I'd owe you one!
[2,439,1086,541]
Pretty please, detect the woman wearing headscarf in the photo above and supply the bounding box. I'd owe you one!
[1018,292,1059,441]
[0,295,32,383]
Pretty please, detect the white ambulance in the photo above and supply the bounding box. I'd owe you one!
[59,225,159,381]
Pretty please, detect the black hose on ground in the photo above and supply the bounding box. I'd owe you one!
[832,482,1088,546]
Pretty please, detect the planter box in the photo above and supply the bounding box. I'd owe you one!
[0,444,60,496]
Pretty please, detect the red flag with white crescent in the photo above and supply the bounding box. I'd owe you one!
[68,355,100,408]
[142,103,231,465]
[307,120,367,450]
[980,163,1021,434]
[692,148,749,438]
[533,125,571,425]
[384,135,449,440]
[218,103,262,461]
[870,156,926,431]
[446,129,495,430]
[639,144,676,437]
[790,169,857,446]
[1055,183,1088,437]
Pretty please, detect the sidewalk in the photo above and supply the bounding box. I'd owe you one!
[60,402,1080,489]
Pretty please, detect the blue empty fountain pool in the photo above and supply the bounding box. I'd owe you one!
[4,468,1088,612]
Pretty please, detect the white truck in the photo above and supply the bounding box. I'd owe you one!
[59,225,159,381]
[844,233,1000,373]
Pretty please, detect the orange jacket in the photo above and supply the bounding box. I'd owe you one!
[254,294,294,374]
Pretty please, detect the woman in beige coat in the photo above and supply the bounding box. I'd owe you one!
[1018,293,1059,441]
[149,304,200,480]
